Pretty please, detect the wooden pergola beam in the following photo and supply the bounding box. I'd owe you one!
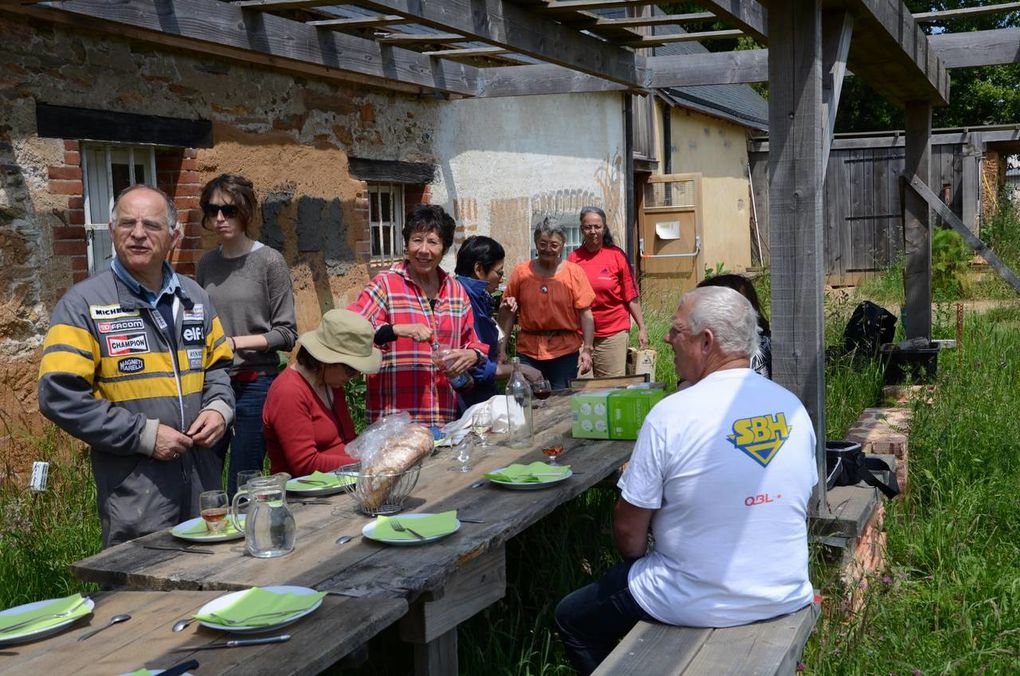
[593,12,717,28]
[12,0,478,95]
[475,49,768,97]
[930,28,1020,68]
[622,29,743,47]
[306,15,410,29]
[539,0,659,12]
[694,0,768,43]
[348,0,646,88]
[376,33,471,45]
[915,2,1020,22]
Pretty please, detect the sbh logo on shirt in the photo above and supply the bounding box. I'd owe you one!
[726,412,791,467]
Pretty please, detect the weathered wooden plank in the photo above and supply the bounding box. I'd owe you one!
[694,0,768,42]
[907,175,1020,294]
[348,158,436,184]
[10,0,477,95]
[592,623,711,675]
[413,627,458,676]
[35,103,212,148]
[767,0,827,516]
[821,11,853,182]
[306,15,409,29]
[916,2,1020,23]
[681,604,818,675]
[961,145,981,234]
[377,33,471,45]
[351,0,646,88]
[475,49,767,98]
[0,590,407,676]
[930,28,1020,68]
[750,127,1020,152]
[594,12,716,28]
[903,104,933,339]
[623,29,744,47]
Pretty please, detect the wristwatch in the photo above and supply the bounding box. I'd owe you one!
[472,348,487,366]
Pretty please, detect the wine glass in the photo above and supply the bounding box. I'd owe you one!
[471,407,491,447]
[200,490,229,534]
[450,437,474,473]
[541,442,565,466]
[532,378,552,405]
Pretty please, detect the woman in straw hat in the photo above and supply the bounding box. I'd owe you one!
[263,309,381,477]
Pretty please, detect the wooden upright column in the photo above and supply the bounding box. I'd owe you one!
[903,103,933,339]
[768,0,827,514]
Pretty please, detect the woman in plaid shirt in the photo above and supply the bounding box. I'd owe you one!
[350,205,488,433]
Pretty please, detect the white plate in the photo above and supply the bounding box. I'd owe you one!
[0,596,95,646]
[196,586,322,634]
[285,472,357,497]
[487,466,573,490]
[361,513,461,546]
[170,515,246,543]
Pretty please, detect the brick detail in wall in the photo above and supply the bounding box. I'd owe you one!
[839,501,887,618]
[157,148,203,277]
[47,138,89,284]
[845,406,911,493]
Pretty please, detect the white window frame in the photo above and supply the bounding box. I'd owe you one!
[368,183,405,261]
[81,143,157,274]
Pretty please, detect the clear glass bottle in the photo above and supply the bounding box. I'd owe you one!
[506,357,534,448]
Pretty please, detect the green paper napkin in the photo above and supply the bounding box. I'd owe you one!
[176,516,242,536]
[195,587,325,627]
[0,594,88,636]
[287,471,354,490]
[372,511,458,541]
[484,462,571,483]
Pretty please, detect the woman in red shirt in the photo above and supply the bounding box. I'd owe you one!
[263,309,381,477]
[567,206,648,377]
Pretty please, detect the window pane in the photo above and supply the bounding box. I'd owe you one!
[380,191,391,221]
[92,228,114,274]
[370,192,379,222]
[111,163,132,195]
[371,226,381,257]
[134,163,145,185]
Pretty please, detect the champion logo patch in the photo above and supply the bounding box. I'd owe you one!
[117,357,145,374]
[107,333,149,356]
[89,304,140,320]
[726,412,791,468]
[97,318,145,334]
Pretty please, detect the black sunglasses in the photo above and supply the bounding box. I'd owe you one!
[202,203,240,219]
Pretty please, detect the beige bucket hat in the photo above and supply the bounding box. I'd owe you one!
[298,309,382,374]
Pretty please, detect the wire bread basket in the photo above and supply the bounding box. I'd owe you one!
[350,461,422,516]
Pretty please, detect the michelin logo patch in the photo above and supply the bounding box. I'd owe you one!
[117,357,145,374]
[90,304,140,320]
[727,413,791,468]
[107,333,149,356]
[97,318,145,334]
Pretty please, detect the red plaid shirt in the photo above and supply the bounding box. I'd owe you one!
[350,261,486,428]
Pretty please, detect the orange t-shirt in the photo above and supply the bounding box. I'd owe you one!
[507,260,595,360]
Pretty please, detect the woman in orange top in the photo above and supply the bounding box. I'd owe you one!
[498,217,595,390]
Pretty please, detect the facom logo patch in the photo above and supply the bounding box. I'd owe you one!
[117,357,145,373]
[727,412,791,468]
[97,318,145,334]
[107,333,149,356]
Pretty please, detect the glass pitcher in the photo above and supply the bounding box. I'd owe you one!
[230,474,295,558]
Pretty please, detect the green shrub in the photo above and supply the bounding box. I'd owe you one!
[931,227,971,300]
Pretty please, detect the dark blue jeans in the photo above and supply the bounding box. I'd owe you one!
[223,374,275,497]
[555,560,653,675]
[519,352,579,391]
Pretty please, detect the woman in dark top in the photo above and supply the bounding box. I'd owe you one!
[454,236,541,409]
[697,274,772,379]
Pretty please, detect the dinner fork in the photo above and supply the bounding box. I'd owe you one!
[0,597,90,634]
[207,608,310,626]
[388,520,425,540]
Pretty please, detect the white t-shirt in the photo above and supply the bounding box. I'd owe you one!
[619,368,817,627]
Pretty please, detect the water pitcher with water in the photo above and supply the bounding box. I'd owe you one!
[230,474,295,558]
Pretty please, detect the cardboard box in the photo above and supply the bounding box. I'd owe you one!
[626,348,658,377]
[570,389,612,439]
[607,388,666,439]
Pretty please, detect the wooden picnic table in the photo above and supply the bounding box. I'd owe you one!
[69,395,637,675]
[0,590,406,675]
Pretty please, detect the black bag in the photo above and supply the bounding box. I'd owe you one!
[843,301,897,358]
[825,441,900,499]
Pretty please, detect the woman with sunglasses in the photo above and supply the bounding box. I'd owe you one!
[196,174,297,496]
[263,309,380,477]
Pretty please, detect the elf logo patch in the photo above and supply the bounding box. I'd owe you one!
[97,318,144,334]
[182,324,205,346]
[117,357,145,374]
[107,333,149,356]
[727,413,791,468]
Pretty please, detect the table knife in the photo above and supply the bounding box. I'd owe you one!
[142,544,214,555]
[172,634,290,651]
[156,658,199,676]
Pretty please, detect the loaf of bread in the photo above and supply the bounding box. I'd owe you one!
[357,424,433,510]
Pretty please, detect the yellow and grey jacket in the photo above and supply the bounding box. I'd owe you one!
[38,269,235,546]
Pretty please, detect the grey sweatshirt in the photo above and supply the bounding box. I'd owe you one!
[196,243,298,376]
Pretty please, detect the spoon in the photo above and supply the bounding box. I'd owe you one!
[78,613,131,641]
[172,617,196,632]
[335,535,353,545]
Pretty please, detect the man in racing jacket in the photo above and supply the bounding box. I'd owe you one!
[38,185,235,548]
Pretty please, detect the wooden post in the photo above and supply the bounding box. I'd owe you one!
[903,102,933,339]
[767,0,827,515]
[961,139,982,236]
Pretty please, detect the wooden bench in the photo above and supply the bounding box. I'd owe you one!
[593,602,819,676]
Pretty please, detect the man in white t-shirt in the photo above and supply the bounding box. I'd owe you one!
[555,286,817,675]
